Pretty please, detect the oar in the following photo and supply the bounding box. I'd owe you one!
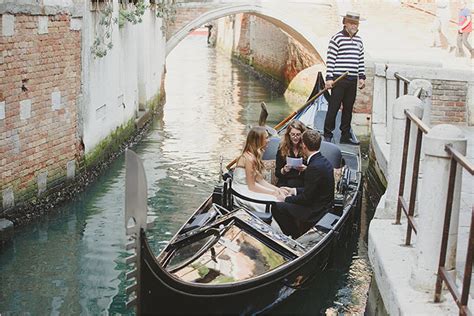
[259,102,277,135]
[258,101,268,126]
[226,72,348,169]
[273,71,348,130]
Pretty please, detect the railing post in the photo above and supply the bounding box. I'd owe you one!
[411,124,467,290]
[408,79,432,127]
[381,95,423,219]
[408,79,432,202]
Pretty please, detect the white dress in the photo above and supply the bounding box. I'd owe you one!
[232,167,278,213]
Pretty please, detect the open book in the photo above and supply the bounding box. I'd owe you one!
[286,157,303,169]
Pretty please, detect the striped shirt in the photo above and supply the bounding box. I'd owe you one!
[326,29,366,81]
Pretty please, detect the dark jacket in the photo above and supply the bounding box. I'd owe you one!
[284,152,334,214]
[275,148,306,188]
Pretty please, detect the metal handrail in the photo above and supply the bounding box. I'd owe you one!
[394,72,411,84]
[446,145,474,175]
[394,72,411,98]
[395,109,430,246]
[434,145,474,315]
[406,110,430,133]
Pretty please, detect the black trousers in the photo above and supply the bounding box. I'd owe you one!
[273,202,322,238]
[324,78,358,139]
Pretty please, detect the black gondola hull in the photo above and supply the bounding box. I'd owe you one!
[138,195,360,315]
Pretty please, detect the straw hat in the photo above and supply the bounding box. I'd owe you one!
[341,12,366,22]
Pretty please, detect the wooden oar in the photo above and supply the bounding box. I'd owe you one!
[273,71,348,130]
[226,72,348,169]
[259,102,277,135]
[258,102,268,126]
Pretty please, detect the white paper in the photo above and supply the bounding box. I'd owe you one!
[286,157,303,168]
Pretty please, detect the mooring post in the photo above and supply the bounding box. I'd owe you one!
[411,124,467,291]
[381,95,423,219]
[408,79,432,128]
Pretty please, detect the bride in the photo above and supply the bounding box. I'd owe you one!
[233,126,290,213]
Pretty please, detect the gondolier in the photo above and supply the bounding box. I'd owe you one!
[323,11,366,145]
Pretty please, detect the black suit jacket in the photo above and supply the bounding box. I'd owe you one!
[284,152,334,214]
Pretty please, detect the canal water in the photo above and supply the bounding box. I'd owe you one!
[0,33,377,315]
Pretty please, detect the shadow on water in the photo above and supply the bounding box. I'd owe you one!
[0,33,385,315]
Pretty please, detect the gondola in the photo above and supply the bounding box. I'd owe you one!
[124,72,363,315]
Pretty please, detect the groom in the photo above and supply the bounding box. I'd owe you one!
[273,130,334,238]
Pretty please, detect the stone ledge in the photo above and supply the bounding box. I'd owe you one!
[385,64,473,83]
[371,123,390,177]
[368,211,460,315]
[0,3,83,17]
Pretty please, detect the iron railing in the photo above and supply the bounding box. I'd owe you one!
[395,109,430,246]
[392,74,473,314]
[394,72,410,98]
[434,145,474,316]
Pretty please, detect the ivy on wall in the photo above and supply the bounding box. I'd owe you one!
[118,0,146,28]
[155,0,177,31]
[91,0,176,58]
[91,1,115,58]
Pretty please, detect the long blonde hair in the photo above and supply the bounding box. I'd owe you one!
[238,126,267,177]
[279,120,307,157]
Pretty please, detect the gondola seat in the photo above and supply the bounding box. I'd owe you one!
[223,171,274,224]
[320,140,342,169]
[230,188,274,224]
[181,208,218,234]
[314,212,340,233]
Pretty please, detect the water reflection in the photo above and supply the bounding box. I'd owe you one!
[0,32,375,315]
[0,32,289,315]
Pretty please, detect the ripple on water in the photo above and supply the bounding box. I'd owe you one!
[0,34,377,315]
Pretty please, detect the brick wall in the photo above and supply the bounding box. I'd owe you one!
[431,80,468,124]
[0,13,81,210]
[166,6,210,40]
[355,65,374,115]
[236,14,320,86]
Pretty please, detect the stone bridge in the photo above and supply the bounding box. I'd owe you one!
[165,1,336,59]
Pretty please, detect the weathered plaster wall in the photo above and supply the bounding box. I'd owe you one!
[82,1,166,156]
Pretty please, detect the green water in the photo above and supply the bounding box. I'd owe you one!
[0,34,376,315]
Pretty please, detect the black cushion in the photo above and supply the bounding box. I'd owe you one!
[262,136,341,169]
[320,141,342,169]
[262,136,280,160]
[315,212,340,233]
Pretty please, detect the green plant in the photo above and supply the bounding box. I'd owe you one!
[155,0,177,31]
[119,0,147,28]
[91,1,115,58]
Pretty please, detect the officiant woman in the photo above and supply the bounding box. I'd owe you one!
[275,120,307,188]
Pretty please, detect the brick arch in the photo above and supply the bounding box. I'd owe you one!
[166,3,324,63]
